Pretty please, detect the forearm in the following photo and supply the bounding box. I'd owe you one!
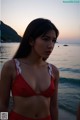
[50,106,58,120]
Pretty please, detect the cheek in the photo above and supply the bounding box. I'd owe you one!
[34,40,45,51]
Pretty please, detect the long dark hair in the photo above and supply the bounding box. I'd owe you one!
[13,18,59,58]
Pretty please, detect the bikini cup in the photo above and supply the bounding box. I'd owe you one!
[12,59,55,97]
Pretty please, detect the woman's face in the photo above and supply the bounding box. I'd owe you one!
[32,30,57,59]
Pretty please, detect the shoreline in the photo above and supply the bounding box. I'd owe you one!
[59,108,76,120]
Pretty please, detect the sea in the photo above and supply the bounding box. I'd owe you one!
[0,42,80,115]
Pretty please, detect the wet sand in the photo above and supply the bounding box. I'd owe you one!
[59,108,76,120]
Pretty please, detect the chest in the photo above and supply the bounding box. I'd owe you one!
[12,60,55,97]
[20,66,51,92]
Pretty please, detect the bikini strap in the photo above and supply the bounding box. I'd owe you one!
[14,59,21,74]
[48,63,52,76]
[48,63,53,77]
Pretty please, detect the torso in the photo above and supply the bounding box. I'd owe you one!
[10,58,55,118]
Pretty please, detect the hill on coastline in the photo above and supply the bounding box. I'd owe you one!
[0,21,22,42]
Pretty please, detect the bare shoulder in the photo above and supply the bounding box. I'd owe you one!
[50,63,59,80]
[2,59,14,69]
[0,59,16,90]
[1,59,15,76]
[51,64,59,74]
[52,64,59,74]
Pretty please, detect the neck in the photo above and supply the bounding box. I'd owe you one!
[22,51,45,66]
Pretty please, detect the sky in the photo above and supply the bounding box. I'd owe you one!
[1,0,80,43]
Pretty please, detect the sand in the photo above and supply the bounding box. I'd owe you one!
[59,108,76,120]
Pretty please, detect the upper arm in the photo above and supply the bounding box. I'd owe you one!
[0,60,13,108]
[50,65,59,107]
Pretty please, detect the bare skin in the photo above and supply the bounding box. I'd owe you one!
[0,30,59,119]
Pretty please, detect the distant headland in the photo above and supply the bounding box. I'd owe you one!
[0,21,22,42]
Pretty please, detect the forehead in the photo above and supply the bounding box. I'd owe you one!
[43,30,56,38]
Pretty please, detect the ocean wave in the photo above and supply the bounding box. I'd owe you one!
[59,104,76,115]
[58,91,80,115]
[59,77,80,86]
[59,67,80,73]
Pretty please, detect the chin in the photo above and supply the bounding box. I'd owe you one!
[43,56,49,61]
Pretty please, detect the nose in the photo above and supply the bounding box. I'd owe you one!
[47,40,54,49]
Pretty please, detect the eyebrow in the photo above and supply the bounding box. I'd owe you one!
[42,35,56,39]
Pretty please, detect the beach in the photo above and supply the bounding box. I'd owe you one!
[0,43,80,119]
[59,108,76,120]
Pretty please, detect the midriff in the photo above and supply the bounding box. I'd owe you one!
[13,96,50,118]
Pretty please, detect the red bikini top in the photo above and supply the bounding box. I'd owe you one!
[12,59,55,97]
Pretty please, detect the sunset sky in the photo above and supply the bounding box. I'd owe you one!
[1,0,80,43]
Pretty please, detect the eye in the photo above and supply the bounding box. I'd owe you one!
[52,39,57,43]
[42,37,50,41]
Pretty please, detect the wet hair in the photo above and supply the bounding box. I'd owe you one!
[13,18,59,58]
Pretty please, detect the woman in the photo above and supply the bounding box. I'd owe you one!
[0,18,59,120]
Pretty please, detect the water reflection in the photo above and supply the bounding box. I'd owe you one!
[0,43,80,79]
[0,43,20,70]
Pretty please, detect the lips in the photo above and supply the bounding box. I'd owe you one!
[45,51,52,55]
